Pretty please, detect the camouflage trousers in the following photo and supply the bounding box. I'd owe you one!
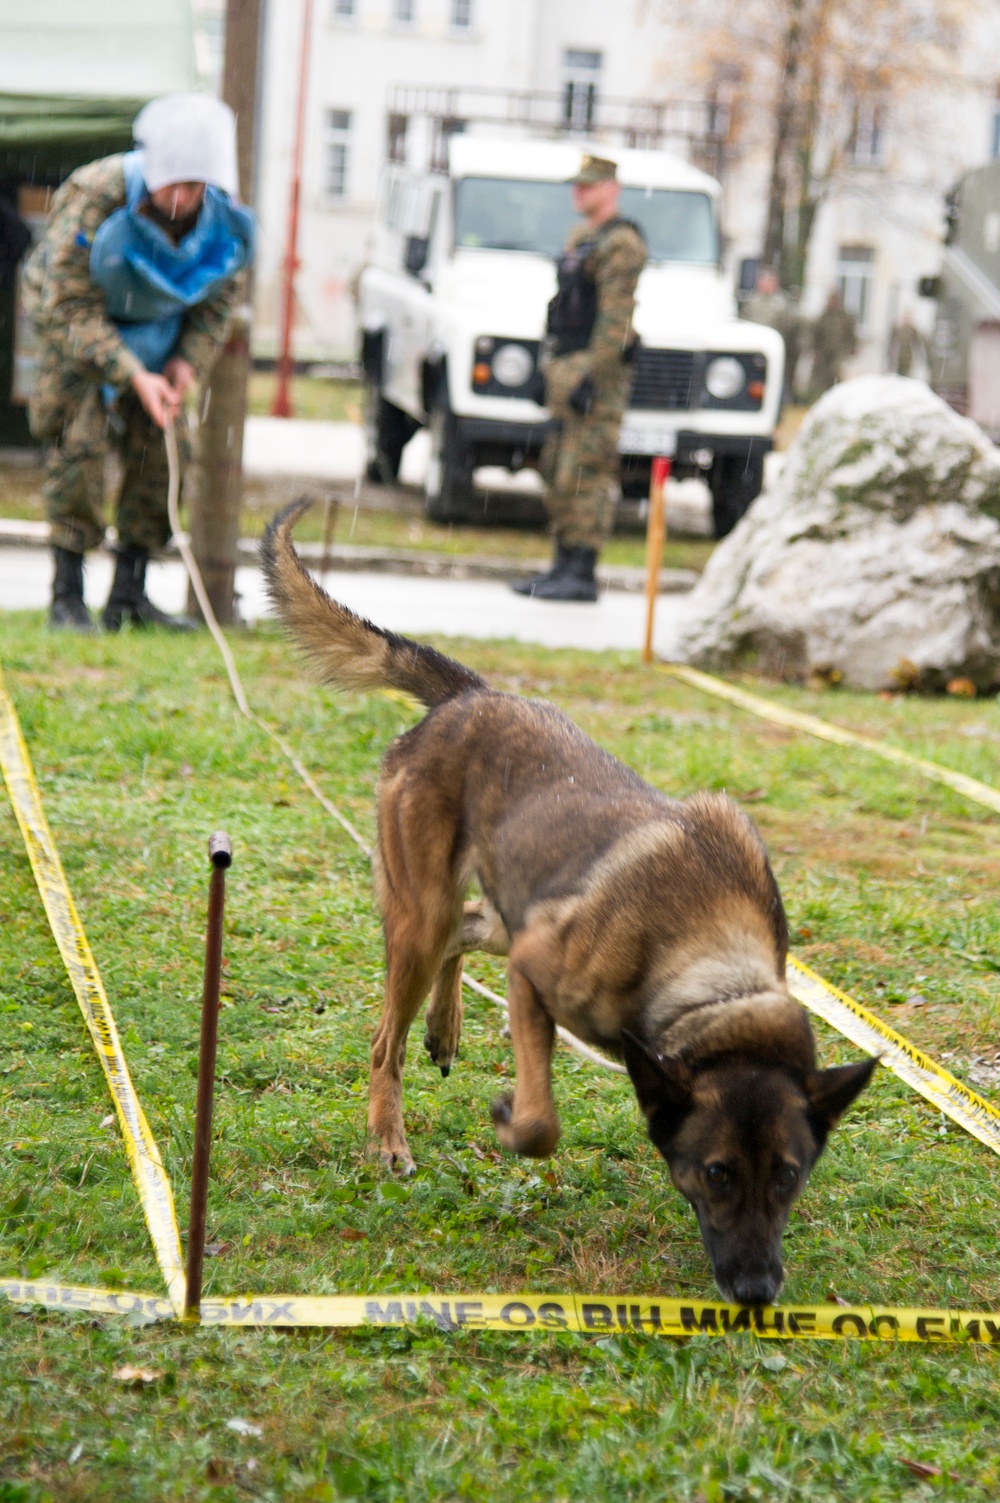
[29,340,187,555]
[540,354,631,550]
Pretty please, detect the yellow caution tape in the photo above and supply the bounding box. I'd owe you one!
[0,664,187,1317]
[3,1278,999,1342]
[788,959,1000,1155]
[664,664,1000,816]
[0,1278,175,1322]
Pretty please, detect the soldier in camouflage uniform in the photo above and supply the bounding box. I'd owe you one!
[513,155,646,602]
[22,93,253,631]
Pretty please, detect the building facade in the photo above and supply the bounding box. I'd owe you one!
[197,0,1000,376]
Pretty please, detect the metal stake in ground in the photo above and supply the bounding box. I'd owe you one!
[184,832,233,1320]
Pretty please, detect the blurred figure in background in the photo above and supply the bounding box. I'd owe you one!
[742,265,802,403]
[887,310,927,378]
[809,289,857,398]
[22,93,254,632]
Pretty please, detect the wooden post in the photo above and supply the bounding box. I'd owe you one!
[187,0,265,626]
[642,455,671,664]
[184,832,233,1320]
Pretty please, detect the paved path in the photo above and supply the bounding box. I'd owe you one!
[0,545,689,655]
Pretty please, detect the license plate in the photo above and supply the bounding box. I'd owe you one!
[618,426,678,456]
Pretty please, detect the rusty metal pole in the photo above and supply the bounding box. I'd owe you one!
[642,455,671,665]
[184,831,233,1320]
[188,0,265,625]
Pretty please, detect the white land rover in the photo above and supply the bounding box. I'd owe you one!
[358,135,784,537]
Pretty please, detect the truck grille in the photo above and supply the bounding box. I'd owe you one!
[630,348,697,410]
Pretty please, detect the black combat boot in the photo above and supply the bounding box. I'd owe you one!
[49,547,96,632]
[512,544,599,603]
[511,541,573,597]
[102,545,196,632]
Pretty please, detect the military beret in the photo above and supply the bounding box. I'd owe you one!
[570,154,618,186]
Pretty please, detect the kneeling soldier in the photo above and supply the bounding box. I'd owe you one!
[514,155,646,602]
[22,93,254,631]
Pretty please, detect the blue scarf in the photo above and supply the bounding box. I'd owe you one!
[90,151,255,376]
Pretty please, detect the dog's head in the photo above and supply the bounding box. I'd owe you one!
[622,1032,875,1305]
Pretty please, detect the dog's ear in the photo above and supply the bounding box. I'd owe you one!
[621,1030,692,1127]
[806,1057,877,1145]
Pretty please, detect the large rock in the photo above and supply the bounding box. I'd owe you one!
[668,375,1000,690]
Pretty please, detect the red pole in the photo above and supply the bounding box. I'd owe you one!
[271,0,315,418]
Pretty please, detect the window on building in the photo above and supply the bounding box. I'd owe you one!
[323,109,352,200]
[451,0,473,28]
[332,0,355,18]
[393,0,415,26]
[991,91,1000,160]
[837,245,876,333]
[846,98,885,166]
[563,49,602,132]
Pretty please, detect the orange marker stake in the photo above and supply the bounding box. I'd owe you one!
[642,454,672,664]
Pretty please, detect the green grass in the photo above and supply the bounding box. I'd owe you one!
[1,616,999,1501]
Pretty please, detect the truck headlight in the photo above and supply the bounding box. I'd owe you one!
[704,356,746,401]
[491,343,535,388]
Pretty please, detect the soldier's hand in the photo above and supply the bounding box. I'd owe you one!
[163,357,197,403]
[131,370,181,430]
[568,374,595,416]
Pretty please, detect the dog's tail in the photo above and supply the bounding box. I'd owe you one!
[261,500,487,709]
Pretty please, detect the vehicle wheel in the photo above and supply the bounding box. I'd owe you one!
[709,452,765,538]
[364,382,412,484]
[424,403,476,522]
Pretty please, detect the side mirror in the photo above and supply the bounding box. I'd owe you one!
[405,235,429,276]
[918,275,941,299]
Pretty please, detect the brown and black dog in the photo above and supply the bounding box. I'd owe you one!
[263,503,876,1304]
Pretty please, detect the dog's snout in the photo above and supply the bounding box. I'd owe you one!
[717,1263,784,1307]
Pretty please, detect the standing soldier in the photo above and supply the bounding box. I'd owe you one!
[22,93,254,632]
[513,155,646,602]
[808,289,858,399]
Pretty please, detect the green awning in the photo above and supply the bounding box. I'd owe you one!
[0,0,197,146]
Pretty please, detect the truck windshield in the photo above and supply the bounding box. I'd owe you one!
[453,178,718,263]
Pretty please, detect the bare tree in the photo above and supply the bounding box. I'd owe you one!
[664,0,984,289]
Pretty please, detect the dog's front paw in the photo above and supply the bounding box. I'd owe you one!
[490,1095,559,1158]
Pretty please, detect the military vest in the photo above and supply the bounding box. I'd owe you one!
[545,216,644,357]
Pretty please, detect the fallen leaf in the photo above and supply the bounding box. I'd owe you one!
[760,1353,788,1372]
[738,787,769,802]
[467,1142,485,1160]
[206,1458,231,1482]
[225,1417,262,1437]
[204,1241,233,1258]
[905,993,927,1007]
[946,677,976,698]
[112,1365,163,1385]
[825,1291,851,1308]
[340,1228,366,1242]
[100,1114,115,1128]
[899,1458,974,1485]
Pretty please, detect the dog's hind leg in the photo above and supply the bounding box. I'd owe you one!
[369,935,442,1174]
[490,962,559,1158]
[424,899,510,1076]
[424,953,464,1077]
[368,772,463,1172]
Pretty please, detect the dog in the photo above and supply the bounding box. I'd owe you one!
[262,502,876,1304]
